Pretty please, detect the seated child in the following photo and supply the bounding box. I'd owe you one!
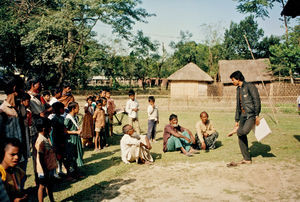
[195,111,219,150]
[0,138,27,201]
[35,117,57,202]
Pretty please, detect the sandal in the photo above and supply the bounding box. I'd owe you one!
[226,161,238,167]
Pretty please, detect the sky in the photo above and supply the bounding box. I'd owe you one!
[93,0,296,53]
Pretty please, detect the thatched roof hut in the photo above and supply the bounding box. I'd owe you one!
[168,62,213,82]
[167,62,213,98]
[218,58,272,84]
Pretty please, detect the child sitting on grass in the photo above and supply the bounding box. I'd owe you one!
[35,117,57,202]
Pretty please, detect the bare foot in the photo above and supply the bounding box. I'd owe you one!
[239,160,252,164]
[183,152,193,157]
[189,148,199,154]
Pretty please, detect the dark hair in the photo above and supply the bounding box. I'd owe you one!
[20,92,31,101]
[0,138,21,163]
[28,78,40,88]
[200,111,208,118]
[51,88,62,96]
[35,117,51,132]
[96,99,103,105]
[128,90,135,96]
[106,89,111,93]
[100,97,107,101]
[67,101,78,111]
[230,70,245,81]
[86,96,93,102]
[169,114,177,121]
[52,102,65,114]
[148,96,155,102]
[3,76,17,95]
[42,91,50,97]
[122,124,132,134]
[62,82,72,89]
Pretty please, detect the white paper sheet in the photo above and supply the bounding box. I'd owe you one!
[253,118,272,142]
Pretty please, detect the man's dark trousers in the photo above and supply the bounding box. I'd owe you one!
[237,114,255,161]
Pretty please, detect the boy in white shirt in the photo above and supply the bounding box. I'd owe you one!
[147,96,159,142]
[125,90,141,134]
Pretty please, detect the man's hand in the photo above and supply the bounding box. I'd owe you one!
[77,129,82,135]
[203,132,209,138]
[201,142,206,150]
[235,122,239,127]
[255,117,260,126]
[133,108,138,112]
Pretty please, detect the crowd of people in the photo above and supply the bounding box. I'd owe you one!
[0,70,261,201]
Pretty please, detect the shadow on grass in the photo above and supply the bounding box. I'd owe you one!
[215,141,223,149]
[109,135,122,146]
[61,178,136,201]
[293,135,300,142]
[156,137,163,141]
[250,141,276,158]
[54,156,122,192]
[84,148,120,164]
[152,152,162,161]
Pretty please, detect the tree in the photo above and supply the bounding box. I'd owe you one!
[234,0,290,41]
[200,23,225,81]
[223,15,264,59]
[128,30,159,89]
[256,35,281,58]
[0,0,154,87]
[269,24,300,83]
[169,31,209,74]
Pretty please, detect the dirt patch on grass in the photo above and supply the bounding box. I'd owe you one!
[100,161,300,201]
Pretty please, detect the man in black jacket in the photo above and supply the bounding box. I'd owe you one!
[228,71,261,164]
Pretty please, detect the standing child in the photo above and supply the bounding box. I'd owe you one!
[81,96,94,148]
[93,99,105,151]
[51,102,67,177]
[125,90,141,134]
[49,88,62,106]
[101,97,110,147]
[64,102,84,178]
[147,96,159,142]
[35,117,57,202]
[106,90,116,137]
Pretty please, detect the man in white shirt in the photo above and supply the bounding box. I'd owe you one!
[125,90,141,134]
[120,124,153,164]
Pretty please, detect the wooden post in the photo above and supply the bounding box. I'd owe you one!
[243,34,278,124]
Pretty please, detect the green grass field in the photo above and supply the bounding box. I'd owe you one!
[24,97,300,201]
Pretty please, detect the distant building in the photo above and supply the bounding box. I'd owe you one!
[218,58,273,96]
[167,62,213,98]
[88,75,110,86]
